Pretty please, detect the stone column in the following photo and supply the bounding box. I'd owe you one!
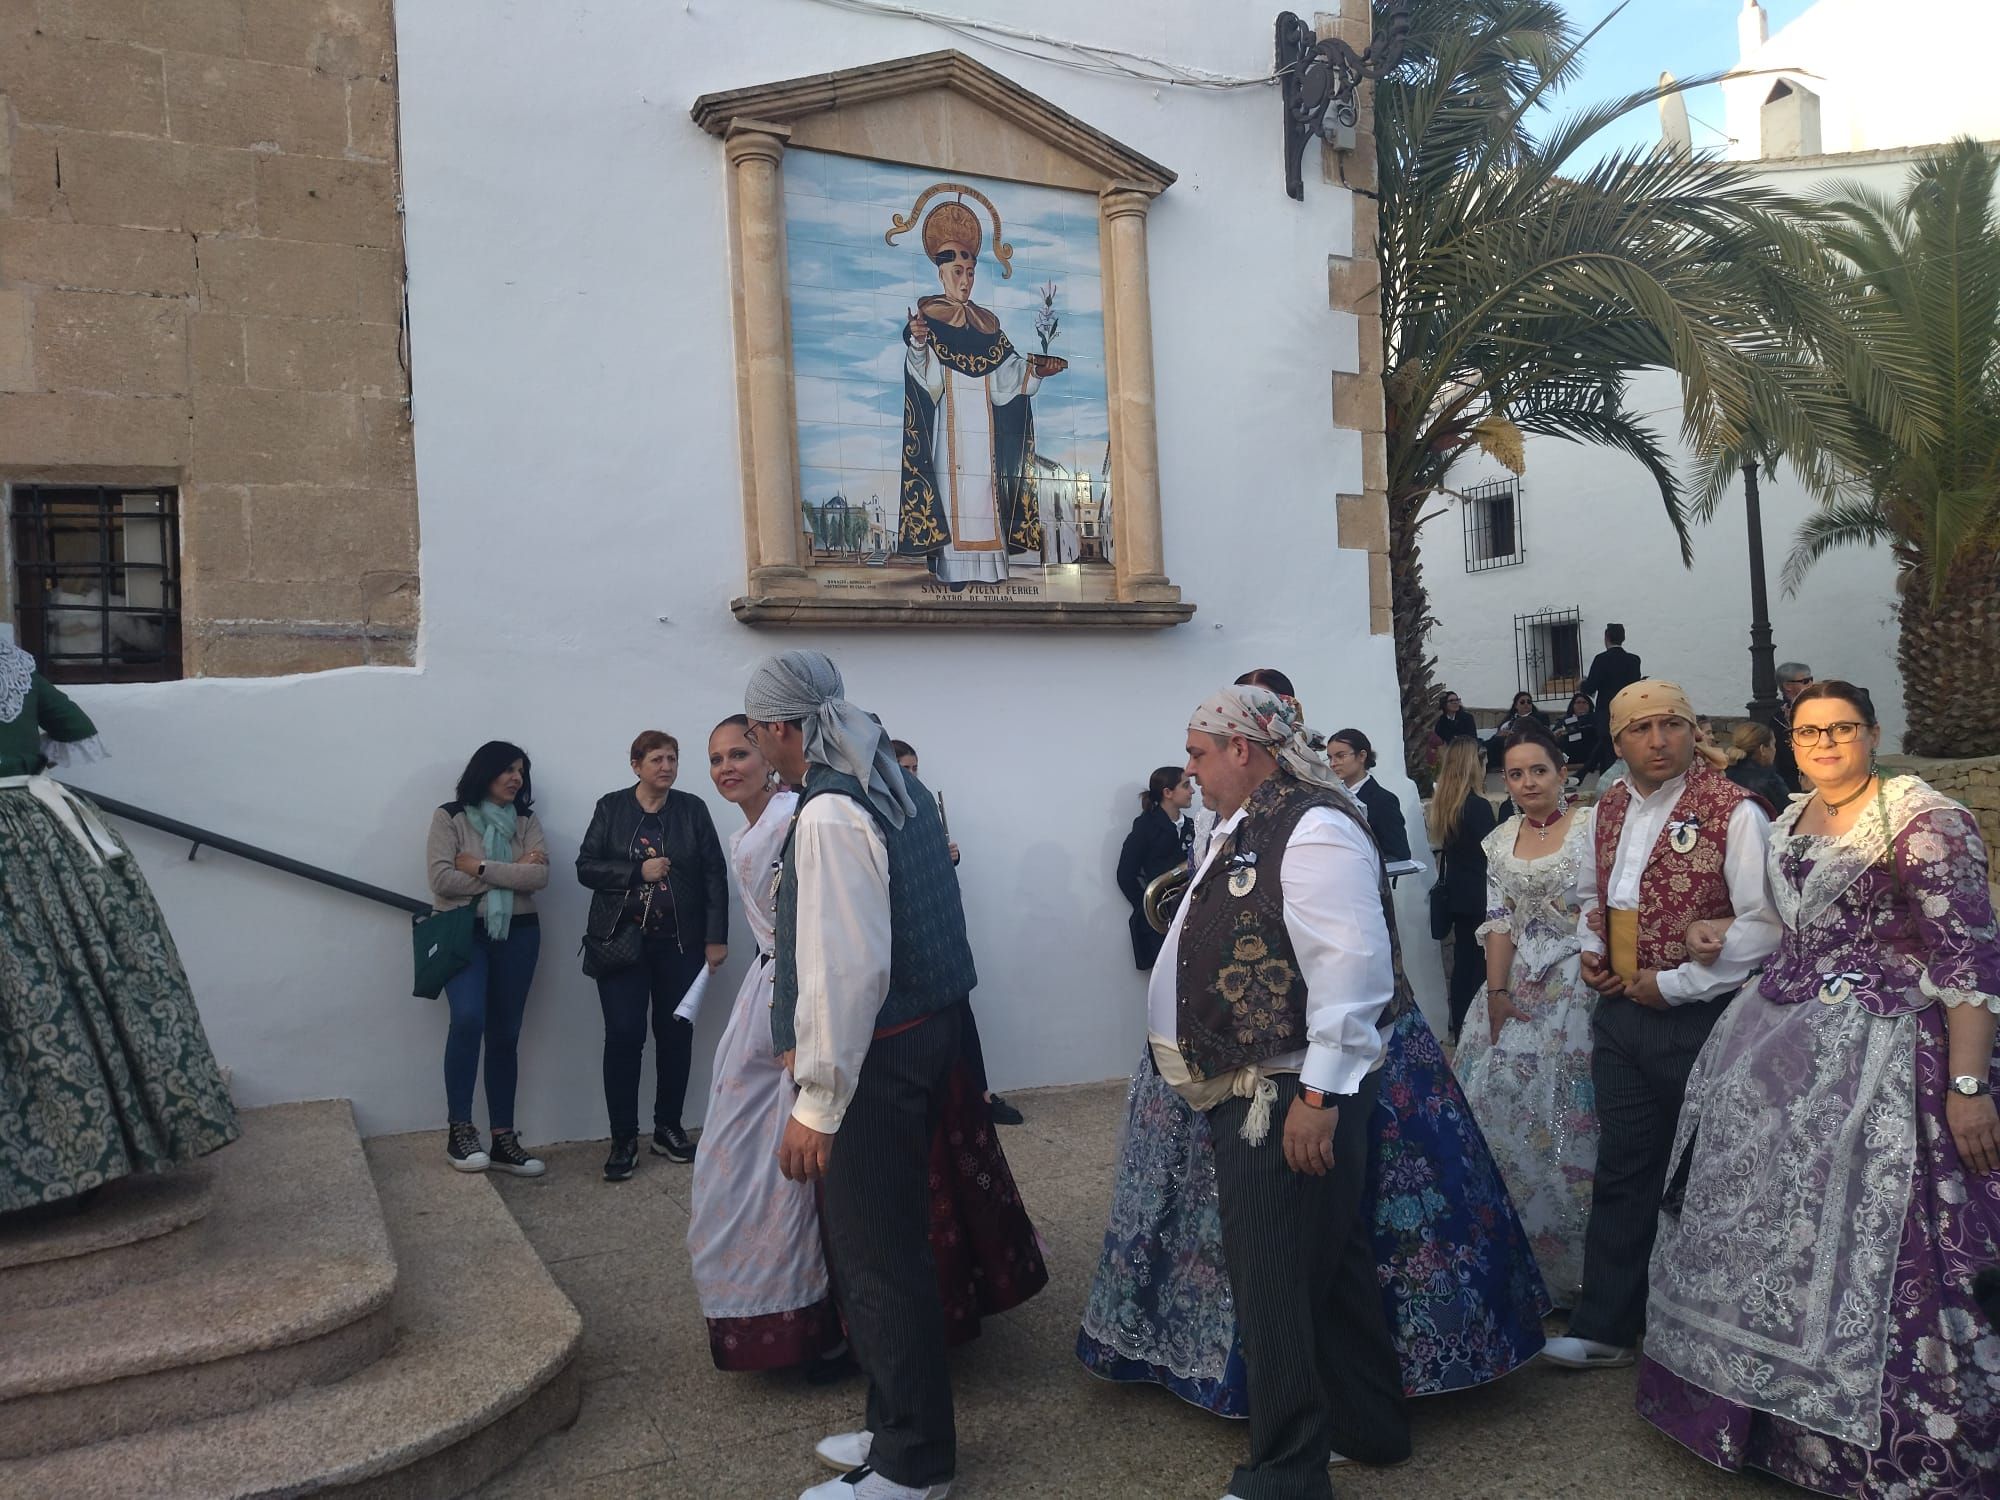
[1100,186,1177,605]
[725,121,809,593]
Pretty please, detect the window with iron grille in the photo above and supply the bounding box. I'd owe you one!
[8,484,183,683]
[1515,606,1582,703]
[1463,477,1524,571]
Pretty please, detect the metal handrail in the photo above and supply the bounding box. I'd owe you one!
[69,786,431,916]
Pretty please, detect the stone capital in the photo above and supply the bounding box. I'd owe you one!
[1099,185,1153,221]
[723,120,792,166]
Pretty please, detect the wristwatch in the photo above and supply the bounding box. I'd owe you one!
[1948,1075,1992,1098]
[1298,1085,1339,1110]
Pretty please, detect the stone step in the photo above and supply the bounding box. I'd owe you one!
[0,1130,583,1498]
[0,1165,217,1313]
[0,1102,399,1459]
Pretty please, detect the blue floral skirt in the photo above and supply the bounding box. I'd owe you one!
[1077,1007,1550,1415]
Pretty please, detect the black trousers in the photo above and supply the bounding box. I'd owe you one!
[1446,911,1484,1041]
[593,935,703,1140]
[1569,993,1730,1347]
[1210,1072,1409,1500]
[958,1002,990,1095]
[820,1005,964,1488]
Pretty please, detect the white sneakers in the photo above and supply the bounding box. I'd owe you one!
[1540,1335,1636,1368]
[815,1432,873,1471]
[800,1433,948,1500]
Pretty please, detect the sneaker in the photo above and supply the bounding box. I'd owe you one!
[799,1465,948,1500]
[488,1130,545,1177]
[1540,1334,1636,1369]
[446,1122,489,1172]
[603,1137,639,1182]
[651,1123,696,1163]
[985,1093,1024,1126]
[815,1431,872,1471]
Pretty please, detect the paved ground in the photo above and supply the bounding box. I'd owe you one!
[474,1079,1790,1500]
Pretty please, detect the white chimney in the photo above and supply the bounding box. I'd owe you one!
[1739,0,1769,57]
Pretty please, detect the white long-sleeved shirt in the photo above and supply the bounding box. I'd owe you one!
[1572,773,1780,1003]
[1148,802,1393,1097]
[787,794,893,1134]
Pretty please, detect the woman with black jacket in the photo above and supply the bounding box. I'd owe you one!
[1555,691,1597,772]
[1115,766,1196,969]
[1435,690,1478,745]
[1324,727,1412,864]
[576,729,728,1182]
[1427,736,1498,1044]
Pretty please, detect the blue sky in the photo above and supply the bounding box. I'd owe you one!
[783,150,1110,513]
[1556,0,1814,157]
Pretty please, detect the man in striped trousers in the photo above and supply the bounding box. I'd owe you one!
[1154,686,1410,1500]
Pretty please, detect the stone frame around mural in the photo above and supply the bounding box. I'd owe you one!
[691,51,1194,629]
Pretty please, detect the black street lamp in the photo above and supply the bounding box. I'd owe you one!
[1741,456,1782,726]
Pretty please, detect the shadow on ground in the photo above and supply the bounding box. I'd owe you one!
[457,1080,1788,1499]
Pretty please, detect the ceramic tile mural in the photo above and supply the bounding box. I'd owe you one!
[784,150,1116,603]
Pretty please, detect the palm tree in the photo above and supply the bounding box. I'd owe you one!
[1774,139,2000,757]
[1374,0,1886,777]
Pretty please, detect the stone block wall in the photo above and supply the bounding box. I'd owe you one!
[0,0,418,675]
[1880,754,2000,863]
[1324,2,1390,638]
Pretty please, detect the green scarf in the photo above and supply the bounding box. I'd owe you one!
[463,801,519,940]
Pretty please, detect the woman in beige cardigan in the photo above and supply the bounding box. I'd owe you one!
[427,740,550,1175]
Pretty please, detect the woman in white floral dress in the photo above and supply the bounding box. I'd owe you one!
[1455,723,1598,1306]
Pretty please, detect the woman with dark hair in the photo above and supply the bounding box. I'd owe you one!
[1115,766,1196,969]
[1434,691,1477,745]
[1326,727,1412,864]
[1640,680,2000,1493]
[1488,691,1550,771]
[1557,691,1597,771]
[427,740,549,1175]
[576,729,728,1182]
[1454,723,1598,1306]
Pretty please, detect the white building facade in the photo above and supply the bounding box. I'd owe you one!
[1424,0,2000,741]
[51,0,1431,1141]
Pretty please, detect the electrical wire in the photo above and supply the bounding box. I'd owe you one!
[795,0,1280,90]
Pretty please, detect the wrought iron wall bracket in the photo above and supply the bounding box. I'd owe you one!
[1276,6,1408,201]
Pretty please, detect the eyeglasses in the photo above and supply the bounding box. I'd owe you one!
[1789,721,1866,747]
[1783,674,1814,687]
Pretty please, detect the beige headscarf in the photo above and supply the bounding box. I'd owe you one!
[1608,679,1697,741]
[1187,686,1352,799]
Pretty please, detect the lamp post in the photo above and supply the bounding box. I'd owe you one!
[1742,456,1782,726]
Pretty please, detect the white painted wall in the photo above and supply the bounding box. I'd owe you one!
[61,0,1443,1142]
[1725,0,2000,161]
[1419,144,2000,746]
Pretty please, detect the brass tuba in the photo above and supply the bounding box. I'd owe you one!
[1142,862,1190,934]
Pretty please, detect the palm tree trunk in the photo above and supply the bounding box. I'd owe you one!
[1899,569,2000,758]
[1389,482,1440,787]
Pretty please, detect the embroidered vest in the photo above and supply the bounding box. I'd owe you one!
[1594,764,1762,973]
[771,766,977,1054]
[1175,774,1414,1082]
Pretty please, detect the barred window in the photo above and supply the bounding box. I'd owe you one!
[1515,606,1582,702]
[8,484,182,683]
[1463,477,1524,571]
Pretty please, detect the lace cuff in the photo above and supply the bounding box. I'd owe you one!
[40,734,108,767]
[1474,913,1511,947]
[1920,972,2000,1013]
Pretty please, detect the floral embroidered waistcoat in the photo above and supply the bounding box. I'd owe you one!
[1594,765,1757,973]
[1175,773,1414,1082]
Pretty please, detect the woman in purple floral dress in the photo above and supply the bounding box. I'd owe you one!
[1638,682,2000,1497]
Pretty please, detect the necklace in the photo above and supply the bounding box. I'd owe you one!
[1522,801,1568,839]
[1818,776,1877,814]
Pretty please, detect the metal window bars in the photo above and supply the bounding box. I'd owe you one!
[1462,476,1525,571]
[1515,606,1582,703]
[8,484,183,683]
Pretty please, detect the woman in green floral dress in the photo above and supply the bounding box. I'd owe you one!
[0,638,238,1214]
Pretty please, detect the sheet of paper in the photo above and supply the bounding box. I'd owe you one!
[673,965,712,1024]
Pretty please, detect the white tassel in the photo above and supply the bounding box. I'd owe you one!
[1239,1074,1278,1145]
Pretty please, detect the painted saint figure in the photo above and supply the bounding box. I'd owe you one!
[898,195,1065,584]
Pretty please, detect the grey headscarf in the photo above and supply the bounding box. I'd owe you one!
[744,650,919,829]
[1188,685,1358,804]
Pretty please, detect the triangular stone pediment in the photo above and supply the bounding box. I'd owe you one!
[691,49,1175,196]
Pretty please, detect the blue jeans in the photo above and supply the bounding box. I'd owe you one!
[443,915,541,1129]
